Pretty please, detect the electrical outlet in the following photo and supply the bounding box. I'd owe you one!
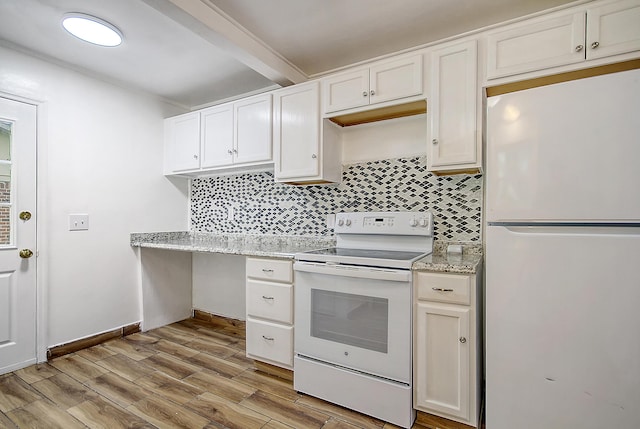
[69,214,89,231]
[227,206,234,221]
[326,213,335,228]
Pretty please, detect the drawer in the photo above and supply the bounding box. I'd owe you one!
[246,317,293,367]
[416,271,471,305]
[246,257,293,283]
[246,279,293,323]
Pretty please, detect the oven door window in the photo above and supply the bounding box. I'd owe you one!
[310,289,388,353]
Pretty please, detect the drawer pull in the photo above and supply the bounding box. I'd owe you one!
[262,295,274,300]
[432,287,454,292]
[262,268,274,273]
[262,335,275,341]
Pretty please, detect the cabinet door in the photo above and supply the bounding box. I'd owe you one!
[486,12,585,79]
[273,81,321,180]
[369,54,423,105]
[428,40,478,170]
[415,302,470,422]
[322,69,369,113]
[234,94,272,164]
[164,112,200,173]
[586,0,640,60]
[201,104,233,168]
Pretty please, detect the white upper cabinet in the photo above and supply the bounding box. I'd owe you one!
[322,54,423,114]
[427,39,481,173]
[233,95,272,164]
[164,111,200,173]
[164,93,272,176]
[586,0,640,60]
[486,0,640,80]
[274,81,342,184]
[201,104,233,168]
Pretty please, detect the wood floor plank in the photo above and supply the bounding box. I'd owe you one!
[94,353,156,382]
[6,399,85,429]
[75,344,117,362]
[67,396,155,429]
[261,420,296,429]
[297,394,385,429]
[185,391,270,429]
[49,354,108,383]
[127,394,209,429]
[0,411,18,429]
[240,390,329,429]
[232,368,300,402]
[136,371,204,405]
[183,369,256,403]
[151,325,198,344]
[184,352,247,379]
[13,364,60,385]
[84,372,153,408]
[153,339,200,359]
[0,375,43,413]
[323,418,367,429]
[140,352,200,380]
[31,373,98,409]
[184,337,237,359]
[103,338,156,361]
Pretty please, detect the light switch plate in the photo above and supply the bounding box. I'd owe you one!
[69,214,89,231]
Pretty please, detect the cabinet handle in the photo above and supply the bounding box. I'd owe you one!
[227,149,233,155]
[261,268,274,273]
[575,44,584,52]
[262,295,274,300]
[262,335,275,341]
[233,149,238,154]
[193,154,198,159]
[311,154,317,159]
[591,41,600,49]
[362,91,368,97]
[432,287,454,292]
[432,139,438,145]
[459,337,467,344]
[370,90,375,96]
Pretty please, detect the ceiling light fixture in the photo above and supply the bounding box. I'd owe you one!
[62,13,123,47]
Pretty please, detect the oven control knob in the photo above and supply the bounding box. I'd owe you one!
[345,219,352,226]
[419,218,428,227]
[337,219,344,226]
[409,218,418,227]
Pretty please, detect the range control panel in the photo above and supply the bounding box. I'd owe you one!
[334,211,433,236]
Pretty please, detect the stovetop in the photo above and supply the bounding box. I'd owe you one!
[303,247,427,261]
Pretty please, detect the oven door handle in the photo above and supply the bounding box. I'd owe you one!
[293,261,411,282]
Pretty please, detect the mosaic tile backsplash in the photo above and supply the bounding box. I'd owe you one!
[191,156,482,242]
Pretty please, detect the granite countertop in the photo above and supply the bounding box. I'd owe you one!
[131,232,482,273]
[412,241,483,274]
[130,231,335,259]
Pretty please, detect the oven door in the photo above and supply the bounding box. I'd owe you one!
[294,261,412,383]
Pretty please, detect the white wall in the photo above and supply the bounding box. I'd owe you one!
[0,45,189,348]
[341,113,427,164]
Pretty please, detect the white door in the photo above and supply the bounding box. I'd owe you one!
[486,225,640,429]
[414,302,470,421]
[234,94,272,165]
[201,104,233,168]
[486,68,640,222]
[0,97,37,374]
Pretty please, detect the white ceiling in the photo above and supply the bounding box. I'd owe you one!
[0,0,579,108]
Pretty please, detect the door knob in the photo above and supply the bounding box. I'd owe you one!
[19,249,34,259]
[459,337,467,344]
[19,211,32,221]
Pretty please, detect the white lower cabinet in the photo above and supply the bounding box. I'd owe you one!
[245,257,294,369]
[413,270,481,427]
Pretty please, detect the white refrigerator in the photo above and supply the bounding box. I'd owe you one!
[485,68,640,429]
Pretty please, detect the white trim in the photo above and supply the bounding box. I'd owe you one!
[35,98,48,363]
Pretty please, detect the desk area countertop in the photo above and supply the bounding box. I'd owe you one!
[131,232,482,274]
[130,232,335,259]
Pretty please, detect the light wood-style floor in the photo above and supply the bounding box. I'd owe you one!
[0,318,430,429]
